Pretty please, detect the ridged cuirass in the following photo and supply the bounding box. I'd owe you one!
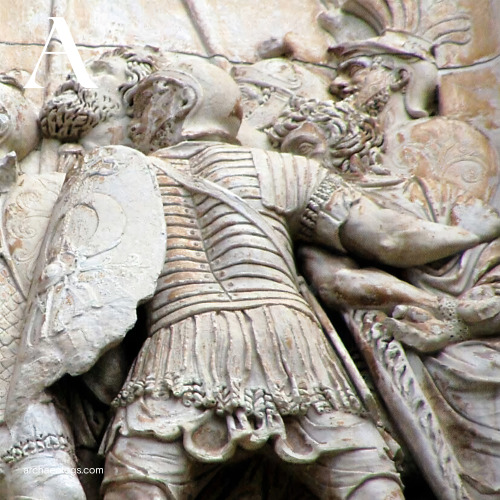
[148,144,317,332]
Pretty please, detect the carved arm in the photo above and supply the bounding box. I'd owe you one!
[302,174,500,268]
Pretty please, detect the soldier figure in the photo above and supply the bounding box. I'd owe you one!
[94,59,493,499]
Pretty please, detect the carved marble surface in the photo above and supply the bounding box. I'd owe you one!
[0,1,498,499]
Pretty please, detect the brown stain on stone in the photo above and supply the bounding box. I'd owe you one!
[440,68,500,131]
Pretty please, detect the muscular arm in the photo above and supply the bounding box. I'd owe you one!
[311,188,497,268]
[299,245,437,313]
[296,171,500,352]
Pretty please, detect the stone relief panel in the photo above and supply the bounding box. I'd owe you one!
[0,1,499,499]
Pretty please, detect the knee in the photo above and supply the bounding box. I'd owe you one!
[104,481,167,500]
[7,451,86,500]
[292,445,403,500]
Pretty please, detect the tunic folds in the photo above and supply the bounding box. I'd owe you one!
[107,142,377,463]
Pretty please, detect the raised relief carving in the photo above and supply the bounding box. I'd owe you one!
[0,1,498,499]
[97,58,500,500]
[297,1,500,499]
[0,49,165,500]
[40,46,158,151]
[9,51,499,499]
[0,75,87,499]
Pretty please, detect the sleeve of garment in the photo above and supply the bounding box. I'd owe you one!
[252,148,362,252]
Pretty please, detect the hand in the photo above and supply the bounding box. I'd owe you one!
[384,302,469,353]
[458,284,500,324]
[455,203,500,242]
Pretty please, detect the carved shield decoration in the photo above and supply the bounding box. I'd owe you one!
[0,172,64,422]
[2,172,66,298]
[6,145,166,415]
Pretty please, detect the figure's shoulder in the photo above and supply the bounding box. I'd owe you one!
[150,141,327,182]
[247,145,325,178]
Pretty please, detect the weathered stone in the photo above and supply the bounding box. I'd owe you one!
[0,2,499,499]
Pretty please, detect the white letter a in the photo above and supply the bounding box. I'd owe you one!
[25,18,97,89]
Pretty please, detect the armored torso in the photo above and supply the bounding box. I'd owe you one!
[112,142,363,457]
[148,143,319,331]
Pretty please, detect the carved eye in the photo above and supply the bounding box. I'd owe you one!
[295,140,317,156]
[0,106,11,140]
[338,57,370,80]
[281,125,326,158]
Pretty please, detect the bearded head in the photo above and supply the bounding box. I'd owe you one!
[40,46,157,145]
[267,96,384,175]
[40,80,117,142]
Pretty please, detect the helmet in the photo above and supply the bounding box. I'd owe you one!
[135,55,242,144]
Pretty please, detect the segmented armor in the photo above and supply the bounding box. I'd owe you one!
[148,144,316,329]
[111,142,366,462]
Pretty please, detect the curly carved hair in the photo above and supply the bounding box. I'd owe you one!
[98,46,158,111]
[267,96,384,173]
[40,46,158,141]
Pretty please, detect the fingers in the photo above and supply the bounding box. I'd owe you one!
[392,305,432,322]
[383,317,449,353]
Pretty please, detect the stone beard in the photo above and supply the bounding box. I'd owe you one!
[39,80,120,142]
[2,1,498,495]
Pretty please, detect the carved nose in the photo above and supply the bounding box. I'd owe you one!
[329,79,351,98]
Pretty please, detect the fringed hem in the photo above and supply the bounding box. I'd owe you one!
[112,377,362,418]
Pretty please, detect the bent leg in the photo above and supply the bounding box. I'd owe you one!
[6,398,86,500]
[102,434,221,500]
[104,481,167,500]
[291,448,403,500]
[282,410,403,500]
[349,475,404,500]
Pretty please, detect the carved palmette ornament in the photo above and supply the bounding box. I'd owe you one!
[5,145,166,418]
